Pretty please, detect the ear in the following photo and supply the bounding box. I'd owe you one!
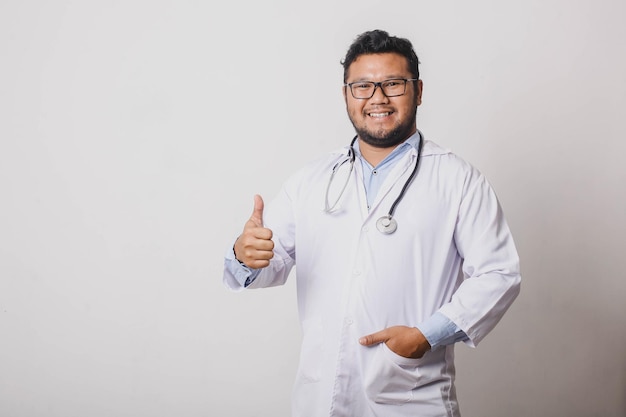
[416,79,423,106]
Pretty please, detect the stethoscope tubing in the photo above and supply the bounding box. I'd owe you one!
[387,132,423,218]
[324,136,357,213]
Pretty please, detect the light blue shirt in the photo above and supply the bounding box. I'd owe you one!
[225,132,468,349]
[355,133,417,209]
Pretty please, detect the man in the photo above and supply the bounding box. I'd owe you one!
[223,29,520,417]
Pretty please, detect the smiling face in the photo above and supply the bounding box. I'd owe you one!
[343,53,423,150]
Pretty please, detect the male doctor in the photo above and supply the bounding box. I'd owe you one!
[223,29,521,417]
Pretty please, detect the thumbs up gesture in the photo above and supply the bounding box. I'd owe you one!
[234,195,275,269]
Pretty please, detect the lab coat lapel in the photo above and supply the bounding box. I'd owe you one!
[351,155,371,221]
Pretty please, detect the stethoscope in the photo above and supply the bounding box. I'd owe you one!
[324,131,423,234]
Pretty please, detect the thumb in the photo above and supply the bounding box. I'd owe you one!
[250,194,264,227]
[359,329,388,346]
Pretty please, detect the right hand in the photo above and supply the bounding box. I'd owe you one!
[233,194,274,269]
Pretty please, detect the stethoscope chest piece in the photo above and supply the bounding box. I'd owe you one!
[376,216,398,234]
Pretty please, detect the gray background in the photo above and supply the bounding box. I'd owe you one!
[1,1,625,416]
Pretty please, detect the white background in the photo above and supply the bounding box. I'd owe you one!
[1,1,625,416]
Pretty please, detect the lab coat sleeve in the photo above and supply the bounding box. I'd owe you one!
[438,169,521,347]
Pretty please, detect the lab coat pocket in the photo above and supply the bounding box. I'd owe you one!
[364,342,429,404]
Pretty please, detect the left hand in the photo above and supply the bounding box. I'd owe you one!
[359,325,431,359]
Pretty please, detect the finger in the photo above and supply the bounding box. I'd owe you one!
[247,258,271,269]
[249,224,272,241]
[250,236,274,251]
[250,194,264,227]
[239,236,274,258]
[246,248,274,261]
[239,238,273,257]
[359,329,388,346]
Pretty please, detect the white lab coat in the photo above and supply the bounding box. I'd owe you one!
[223,137,521,417]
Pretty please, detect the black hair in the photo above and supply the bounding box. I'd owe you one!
[341,29,420,83]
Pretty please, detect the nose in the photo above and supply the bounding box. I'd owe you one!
[369,84,389,103]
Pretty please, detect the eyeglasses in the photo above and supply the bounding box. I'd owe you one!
[344,78,418,99]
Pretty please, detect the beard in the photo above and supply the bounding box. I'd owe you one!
[349,106,418,149]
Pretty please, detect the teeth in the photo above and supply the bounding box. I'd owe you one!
[369,112,390,118]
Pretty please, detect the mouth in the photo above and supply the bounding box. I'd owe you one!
[367,111,394,119]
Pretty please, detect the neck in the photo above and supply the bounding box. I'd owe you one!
[359,142,398,167]
[355,126,418,167]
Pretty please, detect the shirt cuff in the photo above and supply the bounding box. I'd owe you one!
[224,245,261,287]
[417,311,469,349]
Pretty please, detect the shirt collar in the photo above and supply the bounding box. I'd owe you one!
[353,130,422,168]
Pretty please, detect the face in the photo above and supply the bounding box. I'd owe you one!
[343,53,422,149]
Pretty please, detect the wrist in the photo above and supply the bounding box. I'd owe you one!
[233,238,245,265]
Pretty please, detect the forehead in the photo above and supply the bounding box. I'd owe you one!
[346,53,411,81]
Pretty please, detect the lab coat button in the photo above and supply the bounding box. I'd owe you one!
[346,318,354,325]
[353,270,361,276]
[362,226,369,232]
